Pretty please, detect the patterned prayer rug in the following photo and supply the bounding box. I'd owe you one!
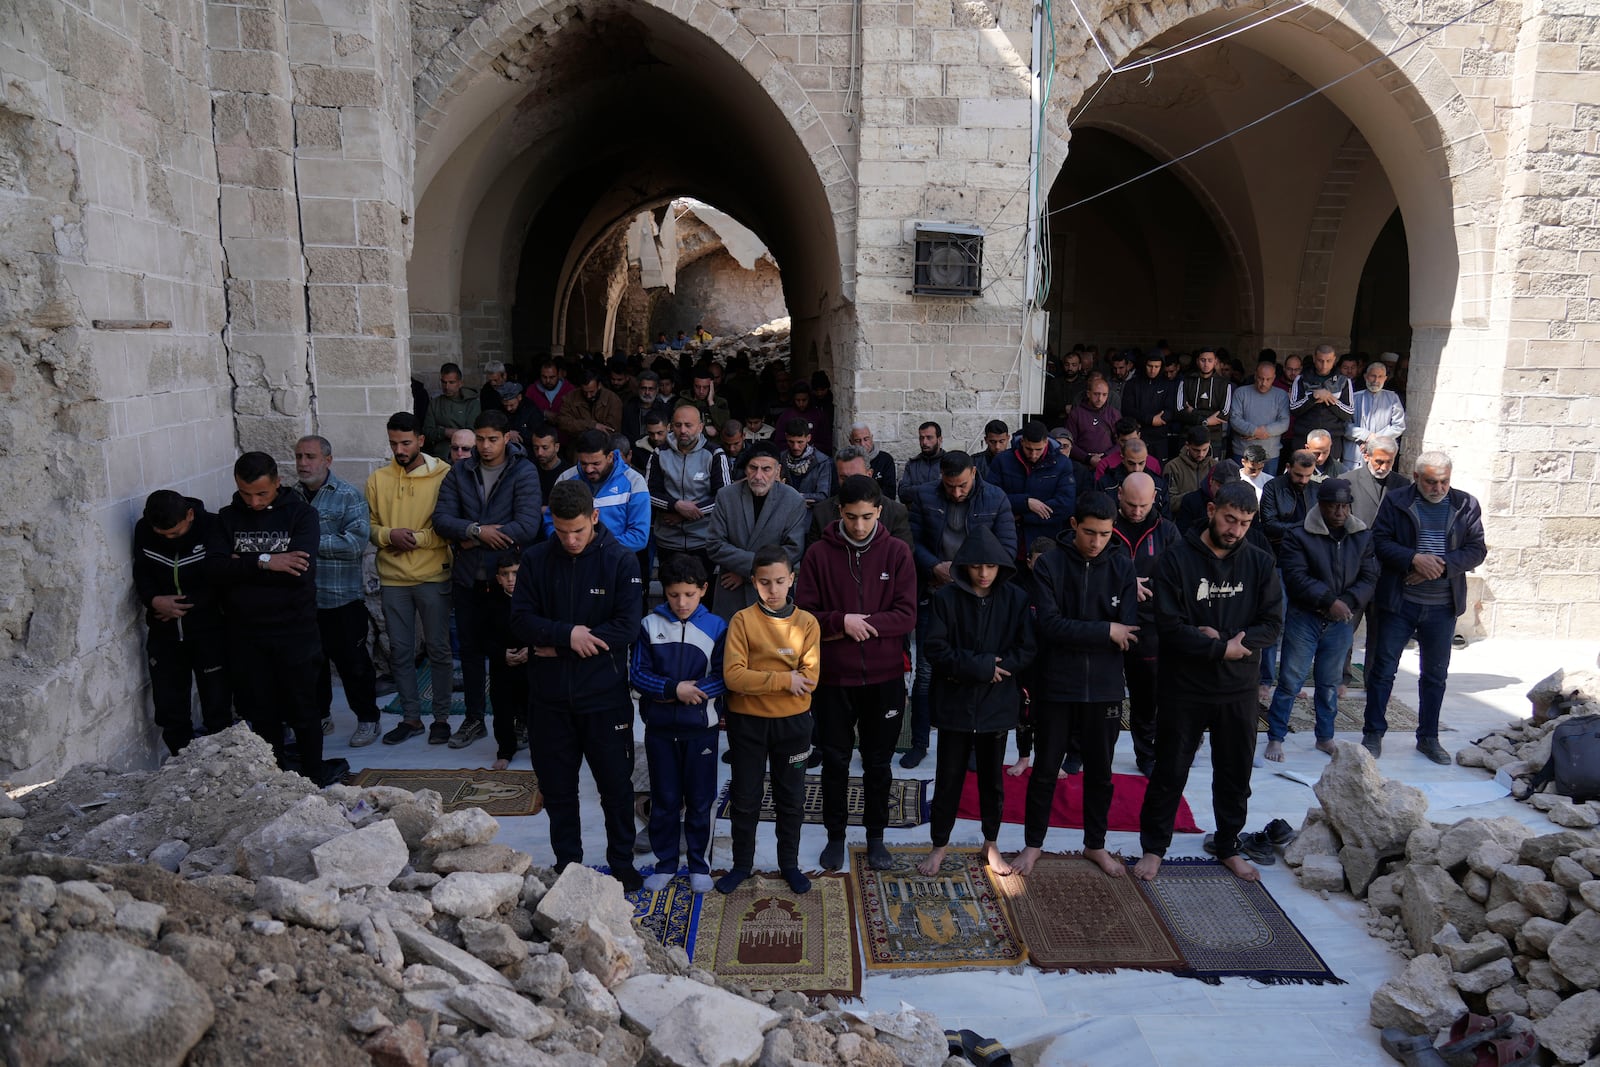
[714,774,929,828]
[1117,691,1417,734]
[381,662,471,717]
[953,767,1200,834]
[1136,858,1345,985]
[692,873,861,998]
[622,873,703,956]
[990,853,1184,974]
[347,768,542,817]
[850,845,1026,973]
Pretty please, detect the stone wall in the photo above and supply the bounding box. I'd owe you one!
[0,0,234,778]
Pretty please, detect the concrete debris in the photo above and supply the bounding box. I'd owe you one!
[1369,953,1468,1033]
[1298,855,1346,891]
[0,722,949,1067]
[1313,742,1429,855]
[1534,990,1600,1064]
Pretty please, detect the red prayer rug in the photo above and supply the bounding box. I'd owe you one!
[953,766,1201,834]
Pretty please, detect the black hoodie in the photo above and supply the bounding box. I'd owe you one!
[510,524,644,714]
[1031,533,1139,703]
[206,487,321,637]
[132,497,223,637]
[1151,527,1283,701]
[924,527,1036,734]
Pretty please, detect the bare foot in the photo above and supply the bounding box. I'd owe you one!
[915,845,948,876]
[1337,684,1348,699]
[1132,852,1163,881]
[1006,756,1032,777]
[1084,847,1126,878]
[1057,768,1069,780]
[1258,684,1271,706]
[491,758,510,771]
[1222,854,1261,882]
[1263,739,1284,763]
[1315,738,1337,756]
[1011,845,1043,876]
[983,842,1013,875]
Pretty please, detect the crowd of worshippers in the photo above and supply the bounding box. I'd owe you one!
[131,338,1482,894]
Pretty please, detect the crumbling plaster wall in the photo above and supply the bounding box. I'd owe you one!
[0,0,234,780]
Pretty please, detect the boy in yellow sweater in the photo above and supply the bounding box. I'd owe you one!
[718,545,821,895]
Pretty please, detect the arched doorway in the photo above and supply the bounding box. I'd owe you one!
[408,0,852,386]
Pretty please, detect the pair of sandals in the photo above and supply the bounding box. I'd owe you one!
[946,1029,1011,1066]
[1383,1013,1537,1067]
[1201,817,1298,865]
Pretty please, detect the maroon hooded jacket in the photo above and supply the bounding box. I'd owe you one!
[794,520,918,686]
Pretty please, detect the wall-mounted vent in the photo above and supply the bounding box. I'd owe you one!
[912,223,984,297]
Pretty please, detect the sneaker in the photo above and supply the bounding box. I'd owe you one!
[1452,633,1468,650]
[448,717,487,749]
[1263,818,1298,849]
[428,721,451,745]
[898,748,926,770]
[1361,732,1383,759]
[321,717,335,735]
[349,722,382,748]
[1417,738,1452,765]
[1236,832,1277,865]
[383,720,425,745]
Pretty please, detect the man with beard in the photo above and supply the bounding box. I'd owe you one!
[848,422,898,500]
[1111,473,1181,777]
[1346,360,1407,466]
[1229,360,1291,472]
[901,421,946,497]
[621,370,671,444]
[1064,376,1120,469]
[646,403,732,579]
[1175,347,1233,456]
[1361,452,1486,764]
[1288,344,1355,461]
[1134,480,1282,883]
[556,368,623,441]
[1120,351,1180,461]
[1041,349,1088,424]
[706,447,810,620]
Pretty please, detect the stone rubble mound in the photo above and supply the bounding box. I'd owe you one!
[1453,668,1600,814]
[1282,739,1600,1065]
[0,726,959,1067]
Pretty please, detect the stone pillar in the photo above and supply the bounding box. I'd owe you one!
[850,0,1034,454]
[288,0,413,485]
[1477,0,1600,637]
[207,0,313,458]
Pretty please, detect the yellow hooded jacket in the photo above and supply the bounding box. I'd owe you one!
[365,454,452,586]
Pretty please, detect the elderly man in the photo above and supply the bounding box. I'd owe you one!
[1261,479,1378,763]
[621,370,671,444]
[1361,451,1486,764]
[1304,429,1346,480]
[1338,436,1409,692]
[1288,344,1354,462]
[478,360,509,413]
[706,446,809,619]
[848,422,898,500]
[1346,360,1407,466]
[1230,360,1291,472]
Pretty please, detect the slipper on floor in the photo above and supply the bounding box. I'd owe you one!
[1473,1032,1536,1067]
[1381,1029,1449,1067]
[1439,1013,1514,1059]
[1263,817,1298,849]
[946,1031,964,1059]
[959,1029,1013,1067]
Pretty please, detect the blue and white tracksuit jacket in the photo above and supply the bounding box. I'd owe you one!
[543,451,652,552]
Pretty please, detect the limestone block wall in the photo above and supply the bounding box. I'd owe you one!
[1,0,234,778]
[848,0,1037,456]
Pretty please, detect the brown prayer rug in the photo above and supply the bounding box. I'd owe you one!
[991,853,1185,974]
[714,774,929,828]
[347,768,542,817]
[692,873,861,998]
[850,845,1026,972]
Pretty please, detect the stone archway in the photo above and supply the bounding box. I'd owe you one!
[407,0,856,385]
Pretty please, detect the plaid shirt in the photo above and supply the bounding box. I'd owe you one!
[296,471,370,609]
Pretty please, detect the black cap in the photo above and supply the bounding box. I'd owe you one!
[1318,480,1354,504]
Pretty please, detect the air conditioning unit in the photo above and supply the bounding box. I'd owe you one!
[912,223,983,297]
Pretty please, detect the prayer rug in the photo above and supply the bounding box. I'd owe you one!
[347,768,542,817]
[714,774,929,828]
[1136,857,1345,985]
[850,845,1026,973]
[617,872,703,956]
[990,853,1184,974]
[953,767,1200,834]
[692,873,861,998]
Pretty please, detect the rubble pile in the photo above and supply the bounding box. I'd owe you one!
[0,727,956,1067]
[1282,742,1600,1065]
[1453,667,1600,815]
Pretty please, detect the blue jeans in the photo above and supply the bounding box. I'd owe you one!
[1266,607,1353,741]
[1363,598,1456,740]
